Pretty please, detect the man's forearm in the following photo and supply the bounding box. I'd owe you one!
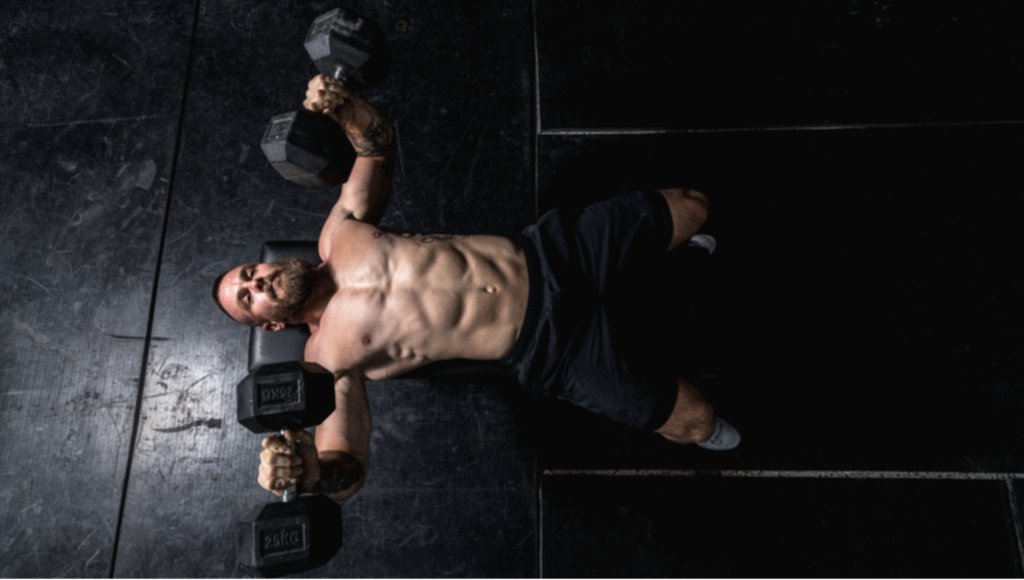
[342,94,394,158]
[327,99,395,224]
[311,450,366,501]
[335,94,394,224]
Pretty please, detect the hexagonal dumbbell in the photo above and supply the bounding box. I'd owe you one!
[261,7,392,188]
[235,361,342,578]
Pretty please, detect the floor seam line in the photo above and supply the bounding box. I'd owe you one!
[530,2,542,576]
[106,0,203,576]
[543,469,1024,480]
[531,0,542,223]
[539,120,1024,135]
[1005,479,1024,573]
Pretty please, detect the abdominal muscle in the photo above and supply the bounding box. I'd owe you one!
[320,227,529,379]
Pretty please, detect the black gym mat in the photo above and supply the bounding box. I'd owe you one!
[0,1,194,576]
[535,0,1024,130]
[541,474,1021,577]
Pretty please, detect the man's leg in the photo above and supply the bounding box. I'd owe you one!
[656,188,709,251]
[550,189,738,447]
[646,189,741,447]
[654,377,741,449]
[654,378,716,444]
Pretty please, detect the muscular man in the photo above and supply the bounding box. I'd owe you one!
[213,76,741,502]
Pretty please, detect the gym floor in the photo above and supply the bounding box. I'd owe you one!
[1,0,1022,577]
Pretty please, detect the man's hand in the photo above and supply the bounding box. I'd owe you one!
[258,428,321,496]
[303,74,394,158]
[304,75,353,127]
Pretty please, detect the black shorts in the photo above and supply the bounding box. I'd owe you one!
[502,190,679,430]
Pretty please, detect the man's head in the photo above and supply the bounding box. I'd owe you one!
[212,256,315,330]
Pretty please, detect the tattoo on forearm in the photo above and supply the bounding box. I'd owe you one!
[352,116,394,157]
[311,453,364,495]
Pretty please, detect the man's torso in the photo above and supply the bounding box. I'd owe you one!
[304,219,529,379]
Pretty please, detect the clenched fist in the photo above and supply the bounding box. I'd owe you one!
[303,75,353,126]
[258,428,321,496]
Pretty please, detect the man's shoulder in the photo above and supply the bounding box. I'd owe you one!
[320,214,376,259]
[303,329,327,370]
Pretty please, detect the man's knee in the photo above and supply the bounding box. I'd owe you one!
[657,188,708,250]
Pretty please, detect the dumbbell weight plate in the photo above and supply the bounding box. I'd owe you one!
[304,7,392,91]
[237,494,343,578]
[260,110,356,189]
[237,361,337,434]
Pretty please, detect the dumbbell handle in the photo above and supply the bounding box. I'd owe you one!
[327,64,348,83]
[279,431,299,503]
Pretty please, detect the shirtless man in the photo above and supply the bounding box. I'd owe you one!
[213,76,740,502]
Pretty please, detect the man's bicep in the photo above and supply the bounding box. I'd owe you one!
[335,156,393,225]
[317,164,389,255]
[318,201,356,259]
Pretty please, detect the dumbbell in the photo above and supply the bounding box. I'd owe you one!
[235,361,342,578]
[261,7,392,188]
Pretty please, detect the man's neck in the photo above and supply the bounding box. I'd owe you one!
[299,265,336,331]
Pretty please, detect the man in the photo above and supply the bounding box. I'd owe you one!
[213,76,740,502]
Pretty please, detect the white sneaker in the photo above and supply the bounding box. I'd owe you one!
[696,417,741,450]
[688,234,717,255]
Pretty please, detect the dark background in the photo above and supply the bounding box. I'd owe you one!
[1,0,1022,576]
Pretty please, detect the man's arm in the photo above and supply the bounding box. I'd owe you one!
[304,75,395,228]
[259,371,371,502]
[311,371,371,500]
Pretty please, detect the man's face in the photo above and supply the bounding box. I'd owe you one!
[217,257,314,330]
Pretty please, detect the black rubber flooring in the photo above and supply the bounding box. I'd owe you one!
[1,0,1022,577]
